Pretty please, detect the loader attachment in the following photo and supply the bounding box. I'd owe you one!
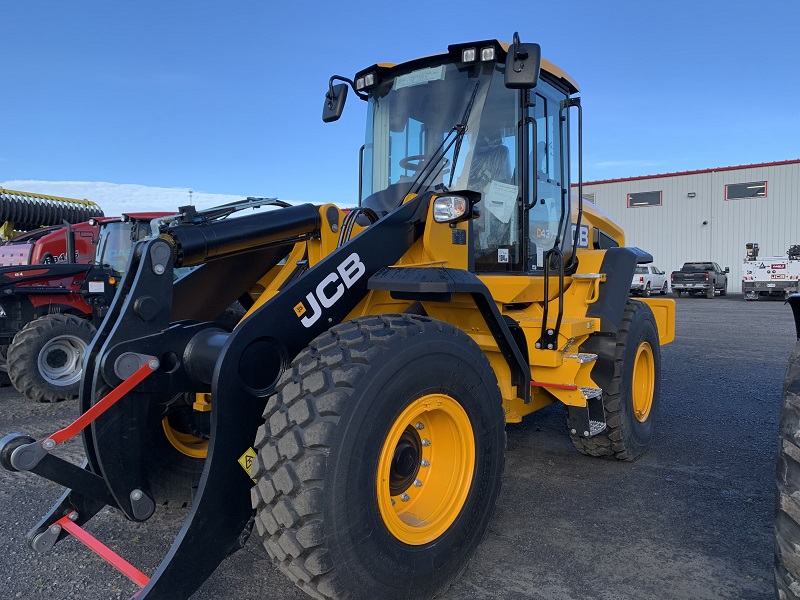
[1,194,431,598]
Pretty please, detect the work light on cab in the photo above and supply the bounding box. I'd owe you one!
[356,72,376,91]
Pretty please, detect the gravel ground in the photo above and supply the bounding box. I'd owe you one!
[0,293,793,600]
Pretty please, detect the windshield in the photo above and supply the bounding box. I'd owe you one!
[361,60,517,213]
[96,221,152,275]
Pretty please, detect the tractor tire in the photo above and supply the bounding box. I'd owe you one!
[706,287,715,299]
[776,340,800,599]
[251,314,505,600]
[569,300,661,461]
[89,385,207,508]
[146,395,207,507]
[0,346,11,387]
[7,314,96,403]
[643,283,651,298]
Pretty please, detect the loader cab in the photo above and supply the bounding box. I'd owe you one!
[94,214,167,276]
[354,40,578,274]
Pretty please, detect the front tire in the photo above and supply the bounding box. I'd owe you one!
[8,314,96,402]
[251,315,505,600]
[776,341,800,599]
[660,282,668,295]
[570,301,661,461]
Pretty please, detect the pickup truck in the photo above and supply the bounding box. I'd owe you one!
[630,264,669,297]
[671,262,729,298]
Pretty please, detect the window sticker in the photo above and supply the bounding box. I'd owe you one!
[484,181,518,223]
[394,66,446,90]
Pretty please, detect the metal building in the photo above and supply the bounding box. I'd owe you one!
[578,159,800,293]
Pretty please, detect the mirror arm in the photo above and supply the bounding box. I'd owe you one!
[327,75,368,104]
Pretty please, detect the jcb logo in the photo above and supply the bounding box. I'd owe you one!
[294,253,366,328]
[571,224,589,248]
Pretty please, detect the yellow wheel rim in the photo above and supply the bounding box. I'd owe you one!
[376,394,475,546]
[631,342,655,423]
[162,417,209,459]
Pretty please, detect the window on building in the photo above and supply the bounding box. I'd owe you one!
[725,181,767,200]
[627,191,662,208]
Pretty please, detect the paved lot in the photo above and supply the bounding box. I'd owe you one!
[0,294,794,599]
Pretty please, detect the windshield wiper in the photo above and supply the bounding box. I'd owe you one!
[411,81,481,195]
[447,82,480,189]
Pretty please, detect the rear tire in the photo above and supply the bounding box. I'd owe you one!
[8,314,96,402]
[643,283,651,298]
[251,315,505,600]
[706,287,715,299]
[776,341,800,599]
[569,300,661,461]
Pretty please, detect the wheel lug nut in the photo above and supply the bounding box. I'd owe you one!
[421,438,431,446]
[401,493,410,502]
[413,479,422,487]
[420,459,430,467]
[415,422,425,430]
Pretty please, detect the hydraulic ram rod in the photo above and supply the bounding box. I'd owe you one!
[162,203,321,267]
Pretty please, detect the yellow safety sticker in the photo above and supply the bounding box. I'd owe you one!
[293,302,306,317]
[238,447,258,483]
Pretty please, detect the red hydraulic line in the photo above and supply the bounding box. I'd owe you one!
[46,358,158,447]
[56,513,150,588]
[530,381,579,390]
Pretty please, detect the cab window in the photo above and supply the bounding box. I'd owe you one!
[528,80,568,270]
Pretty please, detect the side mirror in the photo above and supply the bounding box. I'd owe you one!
[504,32,541,89]
[323,83,348,123]
[724,266,730,273]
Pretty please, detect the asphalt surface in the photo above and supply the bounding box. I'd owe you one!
[0,293,794,600]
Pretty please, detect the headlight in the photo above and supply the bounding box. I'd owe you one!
[433,195,468,223]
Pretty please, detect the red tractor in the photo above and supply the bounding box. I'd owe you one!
[0,213,168,401]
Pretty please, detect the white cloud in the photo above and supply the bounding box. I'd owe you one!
[0,180,295,217]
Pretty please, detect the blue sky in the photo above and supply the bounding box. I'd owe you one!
[1,0,798,210]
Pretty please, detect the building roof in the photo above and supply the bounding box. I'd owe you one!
[578,158,800,187]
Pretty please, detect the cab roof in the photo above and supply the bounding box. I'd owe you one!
[356,38,579,95]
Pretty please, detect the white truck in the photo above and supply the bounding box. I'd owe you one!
[630,264,669,297]
[742,243,800,300]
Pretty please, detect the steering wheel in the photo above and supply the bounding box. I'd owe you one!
[399,154,451,173]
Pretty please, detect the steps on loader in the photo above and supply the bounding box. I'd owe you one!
[565,352,598,363]
[580,386,603,400]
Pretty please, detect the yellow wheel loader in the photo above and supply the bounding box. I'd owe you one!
[0,34,674,600]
